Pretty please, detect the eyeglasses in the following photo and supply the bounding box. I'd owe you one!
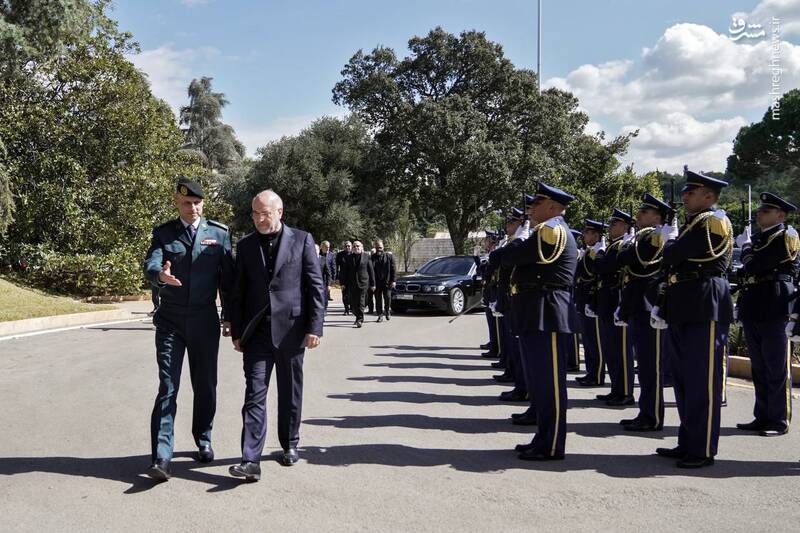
[251,209,278,219]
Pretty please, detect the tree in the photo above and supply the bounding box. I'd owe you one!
[333,27,642,253]
[225,116,369,244]
[386,201,420,272]
[179,76,245,173]
[727,89,800,211]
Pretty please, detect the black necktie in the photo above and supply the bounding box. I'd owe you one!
[186,224,197,242]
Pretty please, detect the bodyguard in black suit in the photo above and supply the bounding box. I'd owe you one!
[336,242,352,314]
[492,182,578,460]
[735,192,799,436]
[143,178,234,481]
[228,189,325,481]
[341,240,375,327]
[371,239,396,321]
[655,170,734,468]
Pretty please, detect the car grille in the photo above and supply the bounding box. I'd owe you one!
[406,284,420,292]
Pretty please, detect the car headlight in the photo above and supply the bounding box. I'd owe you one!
[422,285,432,292]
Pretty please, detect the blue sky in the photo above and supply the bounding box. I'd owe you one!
[117,0,800,173]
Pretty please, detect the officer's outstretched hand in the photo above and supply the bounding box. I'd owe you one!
[233,338,242,352]
[304,334,320,349]
[158,260,182,286]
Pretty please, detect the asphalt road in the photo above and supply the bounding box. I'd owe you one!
[1,305,799,532]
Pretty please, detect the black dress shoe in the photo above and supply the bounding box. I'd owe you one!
[624,421,662,432]
[480,342,491,349]
[619,418,638,426]
[656,446,685,459]
[355,320,363,328]
[386,314,390,321]
[481,351,500,358]
[514,442,535,452]
[229,461,261,481]
[281,448,299,466]
[490,361,504,369]
[196,444,214,463]
[566,366,580,372]
[512,413,538,426]
[511,409,535,419]
[518,449,564,461]
[578,379,601,387]
[606,396,635,406]
[676,456,714,468]
[596,393,616,401]
[498,390,527,402]
[493,373,515,383]
[146,459,171,481]
[759,424,789,437]
[377,315,384,322]
[736,419,766,431]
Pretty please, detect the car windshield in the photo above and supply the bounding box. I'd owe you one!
[417,257,473,276]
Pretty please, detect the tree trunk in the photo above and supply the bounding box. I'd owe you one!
[446,215,468,255]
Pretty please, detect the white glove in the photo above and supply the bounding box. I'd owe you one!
[584,304,597,318]
[786,321,797,341]
[613,306,628,326]
[650,306,668,329]
[591,238,605,253]
[735,225,752,249]
[657,222,678,242]
[577,248,586,260]
[513,220,530,241]
[622,232,634,245]
[489,301,503,318]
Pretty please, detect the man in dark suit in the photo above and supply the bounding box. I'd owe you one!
[143,178,234,481]
[341,239,375,328]
[228,189,325,482]
[370,239,396,322]
[319,240,335,309]
[336,241,352,314]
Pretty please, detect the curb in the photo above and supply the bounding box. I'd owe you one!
[0,309,133,337]
[728,355,800,383]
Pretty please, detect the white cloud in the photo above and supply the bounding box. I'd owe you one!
[734,0,800,37]
[234,116,325,157]
[129,44,221,114]
[545,22,800,173]
[180,0,213,6]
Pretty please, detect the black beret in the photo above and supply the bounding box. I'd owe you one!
[176,178,204,199]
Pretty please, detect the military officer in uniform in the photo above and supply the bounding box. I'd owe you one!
[617,193,674,431]
[565,228,583,372]
[735,192,799,436]
[575,219,608,386]
[492,182,577,460]
[595,208,635,406]
[480,231,501,359]
[654,169,734,468]
[143,178,234,481]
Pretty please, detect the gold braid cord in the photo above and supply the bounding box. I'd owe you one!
[785,228,800,262]
[535,222,567,265]
[680,211,733,263]
[633,227,664,268]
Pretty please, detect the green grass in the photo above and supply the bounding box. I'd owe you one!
[0,278,113,322]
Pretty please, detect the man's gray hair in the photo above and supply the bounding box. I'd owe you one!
[321,240,330,247]
[253,189,283,209]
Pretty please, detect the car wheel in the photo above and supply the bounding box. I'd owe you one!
[391,303,408,314]
[447,287,465,316]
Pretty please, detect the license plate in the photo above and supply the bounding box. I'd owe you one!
[395,294,413,300]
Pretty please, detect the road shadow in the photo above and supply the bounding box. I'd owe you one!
[328,391,500,406]
[0,451,246,493]
[373,352,480,361]
[372,345,481,351]
[305,414,529,434]
[299,444,800,478]
[348,375,496,387]
[365,362,488,371]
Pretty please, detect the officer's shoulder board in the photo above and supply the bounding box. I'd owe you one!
[538,218,564,246]
[705,209,731,238]
[786,225,800,258]
[207,219,229,231]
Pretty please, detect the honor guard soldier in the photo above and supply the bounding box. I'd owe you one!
[735,192,799,436]
[491,208,529,406]
[617,194,675,431]
[654,169,734,468]
[595,208,635,406]
[492,182,577,460]
[564,228,583,372]
[480,231,501,358]
[576,220,608,386]
[143,178,235,481]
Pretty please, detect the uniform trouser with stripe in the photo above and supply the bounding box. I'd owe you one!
[668,321,728,458]
[563,333,580,369]
[484,308,498,355]
[742,319,793,428]
[151,305,220,461]
[629,313,664,428]
[599,317,633,398]
[503,316,527,394]
[580,314,605,384]
[518,331,568,457]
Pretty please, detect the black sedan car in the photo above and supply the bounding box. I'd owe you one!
[391,255,483,315]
